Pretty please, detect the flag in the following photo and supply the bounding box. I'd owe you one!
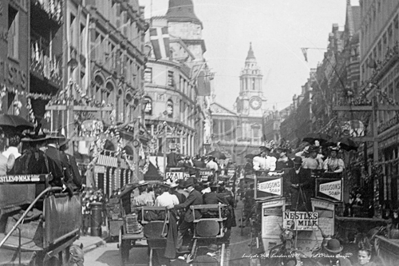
[301,48,308,62]
[190,62,205,81]
[150,27,170,60]
[197,70,211,96]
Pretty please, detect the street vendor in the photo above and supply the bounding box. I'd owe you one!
[323,146,345,173]
[173,177,203,253]
[253,146,276,172]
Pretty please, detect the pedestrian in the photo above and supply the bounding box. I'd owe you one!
[155,183,179,209]
[354,241,377,266]
[59,139,83,191]
[173,177,203,253]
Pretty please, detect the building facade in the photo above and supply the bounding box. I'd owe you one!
[359,0,399,210]
[143,0,211,172]
[0,0,30,118]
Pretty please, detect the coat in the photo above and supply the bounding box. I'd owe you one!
[174,189,203,222]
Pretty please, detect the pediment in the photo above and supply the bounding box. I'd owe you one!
[210,102,237,116]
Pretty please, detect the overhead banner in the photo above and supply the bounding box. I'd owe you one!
[283,211,319,231]
[316,178,343,202]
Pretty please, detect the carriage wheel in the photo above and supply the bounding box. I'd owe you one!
[119,226,129,266]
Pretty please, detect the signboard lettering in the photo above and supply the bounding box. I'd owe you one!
[165,171,184,181]
[319,180,342,201]
[283,211,319,230]
[311,199,335,211]
[199,170,213,181]
[0,175,41,183]
[262,199,285,209]
[258,178,281,196]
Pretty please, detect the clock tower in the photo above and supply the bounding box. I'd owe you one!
[235,43,267,116]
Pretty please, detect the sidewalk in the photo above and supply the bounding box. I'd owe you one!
[74,225,108,254]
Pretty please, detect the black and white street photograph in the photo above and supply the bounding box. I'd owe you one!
[1,0,399,265]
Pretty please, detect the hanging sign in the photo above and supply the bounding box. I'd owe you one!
[165,171,185,182]
[317,179,343,201]
[0,174,49,183]
[283,211,319,231]
[199,169,214,181]
[257,178,282,196]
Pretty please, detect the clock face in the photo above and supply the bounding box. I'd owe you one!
[250,97,262,110]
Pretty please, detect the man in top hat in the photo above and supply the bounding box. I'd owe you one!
[289,156,313,211]
[323,146,345,173]
[316,238,352,266]
[302,145,323,170]
[253,146,276,172]
[173,177,203,252]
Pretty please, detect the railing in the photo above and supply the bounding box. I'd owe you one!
[0,186,63,248]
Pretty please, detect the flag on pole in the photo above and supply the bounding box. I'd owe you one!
[301,48,308,62]
[367,57,377,69]
[190,62,205,81]
[150,27,170,60]
[197,70,211,96]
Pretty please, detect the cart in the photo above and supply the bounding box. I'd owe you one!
[0,174,82,266]
[117,183,170,266]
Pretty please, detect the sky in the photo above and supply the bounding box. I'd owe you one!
[138,0,359,111]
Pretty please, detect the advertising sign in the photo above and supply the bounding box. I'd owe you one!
[0,174,47,183]
[165,171,184,182]
[199,170,214,181]
[316,178,343,202]
[258,178,282,196]
[262,199,285,239]
[283,211,319,231]
[255,176,283,199]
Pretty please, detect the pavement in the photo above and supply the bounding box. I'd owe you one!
[74,225,108,254]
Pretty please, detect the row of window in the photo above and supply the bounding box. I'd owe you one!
[144,68,196,101]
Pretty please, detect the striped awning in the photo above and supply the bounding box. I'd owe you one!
[97,155,118,167]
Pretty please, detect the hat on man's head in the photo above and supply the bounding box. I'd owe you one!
[46,132,67,144]
[21,133,48,142]
[293,156,303,165]
[324,239,343,254]
[138,180,148,186]
[184,177,195,188]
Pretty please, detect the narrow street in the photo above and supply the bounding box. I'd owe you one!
[84,200,253,266]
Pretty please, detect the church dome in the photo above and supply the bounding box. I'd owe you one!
[165,0,203,27]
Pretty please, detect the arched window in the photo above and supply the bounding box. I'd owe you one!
[126,93,132,121]
[117,89,123,122]
[94,75,104,102]
[166,99,173,118]
[106,82,114,102]
[144,96,152,115]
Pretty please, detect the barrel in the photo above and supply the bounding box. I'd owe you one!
[91,202,103,237]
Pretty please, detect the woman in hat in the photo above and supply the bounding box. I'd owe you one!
[0,134,15,175]
[323,146,345,173]
[301,145,323,170]
[275,147,294,171]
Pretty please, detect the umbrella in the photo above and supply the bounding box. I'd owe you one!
[302,133,331,145]
[207,150,227,160]
[325,137,358,151]
[0,113,34,131]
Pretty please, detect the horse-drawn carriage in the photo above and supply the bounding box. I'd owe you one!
[0,174,81,266]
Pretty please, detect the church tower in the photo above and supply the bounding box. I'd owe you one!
[236,43,267,116]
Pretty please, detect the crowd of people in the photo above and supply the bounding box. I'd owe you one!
[0,128,83,198]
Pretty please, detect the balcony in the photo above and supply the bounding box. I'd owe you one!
[30,33,62,87]
[31,0,62,32]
